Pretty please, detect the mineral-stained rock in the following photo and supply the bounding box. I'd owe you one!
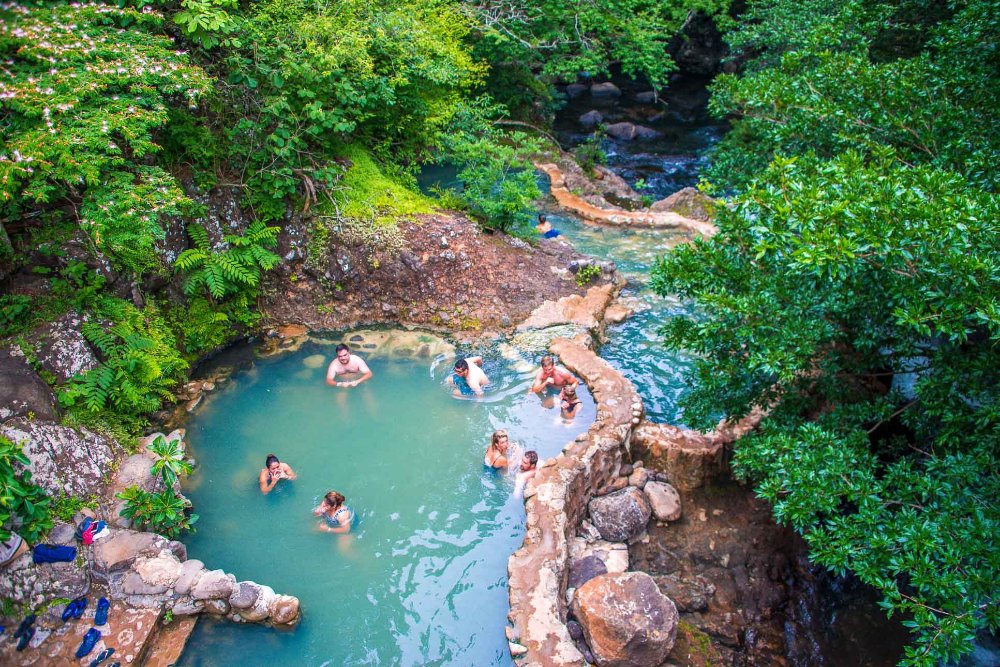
[644,481,682,522]
[0,418,120,498]
[91,529,185,584]
[134,554,183,588]
[571,571,679,667]
[588,487,652,543]
[649,187,717,222]
[26,312,99,384]
[173,558,205,596]
[229,581,262,610]
[191,569,235,601]
[0,346,58,422]
[268,595,300,625]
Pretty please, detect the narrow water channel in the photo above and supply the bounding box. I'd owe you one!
[177,341,594,666]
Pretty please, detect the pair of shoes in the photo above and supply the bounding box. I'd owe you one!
[75,628,101,658]
[89,647,115,666]
[94,597,110,626]
[15,625,34,651]
[62,596,88,622]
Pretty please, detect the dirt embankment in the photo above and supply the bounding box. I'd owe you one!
[262,212,600,335]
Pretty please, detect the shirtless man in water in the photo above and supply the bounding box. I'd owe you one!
[326,344,373,388]
[529,355,578,408]
[450,356,490,397]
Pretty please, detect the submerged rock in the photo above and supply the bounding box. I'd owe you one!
[571,571,679,667]
[588,486,652,543]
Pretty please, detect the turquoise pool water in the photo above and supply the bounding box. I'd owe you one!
[177,339,593,666]
[549,213,695,424]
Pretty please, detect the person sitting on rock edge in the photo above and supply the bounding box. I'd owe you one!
[326,343,373,388]
[449,356,490,397]
[259,454,296,494]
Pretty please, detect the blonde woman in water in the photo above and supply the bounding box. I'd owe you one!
[484,429,521,471]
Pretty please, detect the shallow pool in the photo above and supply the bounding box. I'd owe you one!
[176,339,593,666]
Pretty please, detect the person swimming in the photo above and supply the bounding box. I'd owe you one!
[536,213,561,239]
[259,454,296,495]
[514,450,540,498]
[313,491,354,533]
[450,356,490,397]
[484,429,511,469]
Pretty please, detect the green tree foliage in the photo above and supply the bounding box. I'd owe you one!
[0,2,211,276]
[148,435,193,487]
[61,299,188,415]
[222,0,485,218]
[0,435,52,543]
[652,153,999,665]
[117,486,198,538]
[466,0,730,94]
[707,0,1000,191]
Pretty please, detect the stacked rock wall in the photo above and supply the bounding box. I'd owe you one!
[506,337,643,665]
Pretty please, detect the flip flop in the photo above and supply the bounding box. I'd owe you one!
[89,647,114,666]
[94,597,110,626]
[12,613,35,640]
[62,599,76,622]
[73,596,89,619]
[15,625,34,651]
[75,627,100,658]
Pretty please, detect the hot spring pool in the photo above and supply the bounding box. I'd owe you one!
[176,338,594,666]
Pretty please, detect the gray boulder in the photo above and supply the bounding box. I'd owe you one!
[0,418,120,498]
[568,554,608,589]
[634,91,657,104]
[571,571,679,667]
[565,83,588,99]
[590,82,621,98]
[0,346,58,422]
[605,122,661,141]
[588,487,651,543]
[579,110,604,129]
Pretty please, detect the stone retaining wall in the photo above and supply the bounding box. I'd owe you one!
[506,337,643,665]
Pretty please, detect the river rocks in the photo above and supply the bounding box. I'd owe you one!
[588,487,652,543]
[268,595,300,626]
[173,558,205,596]
[92,529,186,584]
[591,82,622,98]
[191,569,236,601]
[628,466,652,489]
[0,418,120,498]
[0,346,58,422]
[238,584,276,622]
[604,122,662,142]
[579,110,604,128]
[229,581,262,610]
[171,598,204,617]
[25,312,100,384]
[650,187,717,222]
[645,481,682,522]
[634,91,658,104]
[122,571,170,596]
[571,571,679,667]
[566,83,588,99]
[134,554,183,588]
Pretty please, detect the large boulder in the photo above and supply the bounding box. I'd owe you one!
[604,122,661,141]
[0,346,58,422]
[26,312,99,384]
[571,571,679,667]
[565,83,588,99]
[0,418,120,498]
[579,110,604,129]
[91,529,186,584]
[649,187,717,222]
[588,487,652,543]
[644,481,682,522]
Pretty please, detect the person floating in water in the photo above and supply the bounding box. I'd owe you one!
[536,213,561,239]
[313,491,354,533]
[484,429,515,469]
[514,450,539,497]
[530,355,578,408]
[450,356,490,397]
[259,454,296,494]
[560,385,583,422]
[326,343,373,388]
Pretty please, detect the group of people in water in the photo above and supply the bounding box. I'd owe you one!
[258,343,583,534]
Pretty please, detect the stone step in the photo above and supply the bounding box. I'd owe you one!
[0,597,160,666]
[144,616,198,667]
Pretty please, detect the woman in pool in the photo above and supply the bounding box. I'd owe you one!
[560,386,582,421]
[259,454,297,494]
[484,429,519,470]
[313,491,354,533]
